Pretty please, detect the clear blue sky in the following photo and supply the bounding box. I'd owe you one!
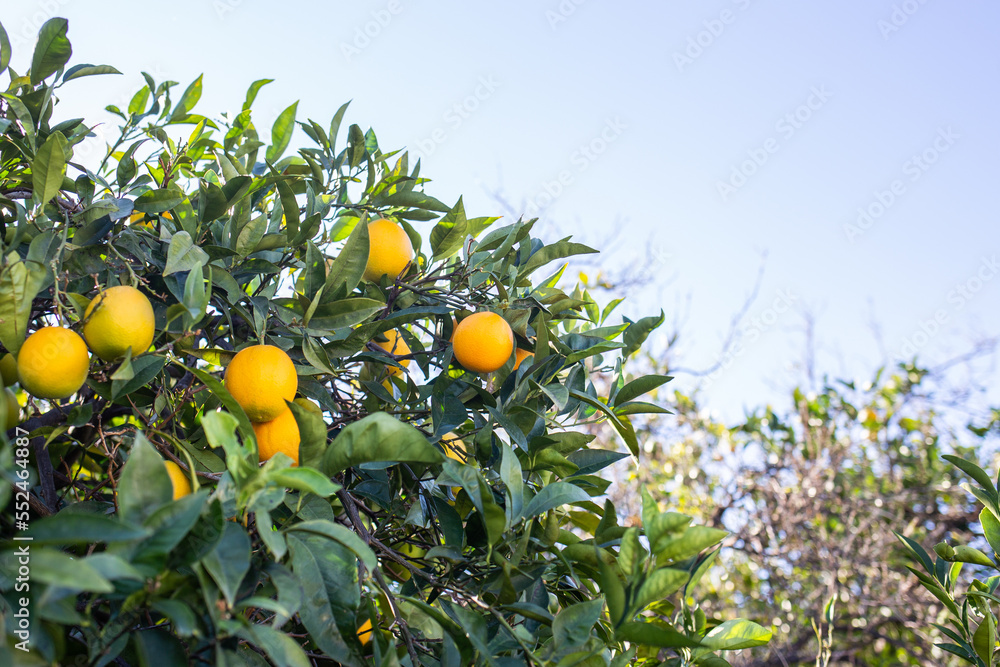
[4,1,998,419]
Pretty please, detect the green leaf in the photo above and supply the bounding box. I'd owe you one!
[238,625,311,667]
[518,239,598,279]
[401,597,476,664]
[243,78,273,111]
[285,519,377,572]
[288,400,329,469]
[952,545,994,567]
[641,488,693,552]
[199,180,228,222]
[895,531,935,573]
[267,101,299,163]
[618,527,646,578]
[615,401,672,416]
[616,622,701,649]
[63,64,122,82]
[323,216,369,299]
[112,355,166,403]
[309,298,385,331]
[133,492,208,566]
[599,556,626,627]
[286,533,359,665]
[568,389,638,457]
[18,549,113,593]
[974,612,996,665]
[130,629,189,667]
[151,600,200,638]
[566,449,629,476]
[181,362,256,446]
[944,455,998,503]
[170,74,203,120]
[623,311,665,358]
[466,215,500,239]
[500,443,524,525]
[182,265,210,325]
[201,522,251,607]
[614,374,672,406]
[117,433,173,525]
[30,18,72,85]
[236,214,268,258]
[267,467,340,498]
[134,188,183,213]
[701,619,773,651]
[372,189,451,212]
[523,481,591,519]
[201,409,257,482]
[86,553,144,582]
[0,256,49,355]
[26,513,150,545]
[329,101,351,153]
[634,568,688,611]
[537,382,569,410]
[31,131,68,207]
[2,94,35,150]
[0,22,10,75]
[444,460,506,545]
[321,412,445,474]
[982,509,1000,557]
[431,197,469,259]
[656,526,728,564]
[163,231,210,275]
[552,598,604,650]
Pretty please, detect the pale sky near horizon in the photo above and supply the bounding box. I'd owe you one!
[3,0,998,421]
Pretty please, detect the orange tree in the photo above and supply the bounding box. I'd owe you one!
[0,19,770,666]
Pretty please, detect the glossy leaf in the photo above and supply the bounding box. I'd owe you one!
[321,412,445,473]
[31,18,72,84]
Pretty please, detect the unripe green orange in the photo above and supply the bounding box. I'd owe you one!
[0,353,18,386]
[1,388,20,431]
[293,397,323,417]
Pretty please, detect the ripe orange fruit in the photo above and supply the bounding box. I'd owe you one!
[164,460,192,500]
[129,211,172,226]
[252,408,301,466]
[0,352,18,386]
[357,618,374,647]
[83,285,156,361]
[441,432,468,463]
[363,219,413,282]
[452,312,514,373]
[224,345,298,422]
[17,327,91,399]
[375,330,411,376]
[128,211,151,229]
[513,348,533,371]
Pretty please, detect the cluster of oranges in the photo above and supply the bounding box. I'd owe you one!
[5,216,534,494]
[11,285,155,401]
[224,344,302,466]
[364,218,534,377]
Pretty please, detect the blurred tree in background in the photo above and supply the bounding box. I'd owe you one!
[581,270,999,665]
